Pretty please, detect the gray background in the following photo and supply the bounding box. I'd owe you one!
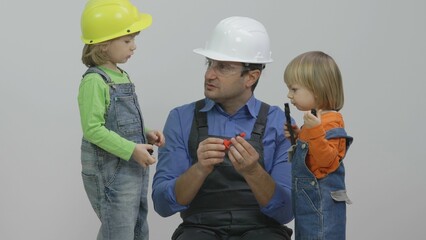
[1,0,425,239]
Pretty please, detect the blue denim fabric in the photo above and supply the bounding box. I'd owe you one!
[81,67,149,240]
[291,128,353,240]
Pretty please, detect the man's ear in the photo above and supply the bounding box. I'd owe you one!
[245,69,261,88]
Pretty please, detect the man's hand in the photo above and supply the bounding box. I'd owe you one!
[196,137,226,175]
[228,136,260,175]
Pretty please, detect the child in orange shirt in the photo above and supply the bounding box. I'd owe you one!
[283,51,353,240]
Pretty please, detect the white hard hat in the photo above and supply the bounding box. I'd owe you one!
[194,16,273,64]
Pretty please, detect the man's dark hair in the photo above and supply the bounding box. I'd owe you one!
[241,63,266,91]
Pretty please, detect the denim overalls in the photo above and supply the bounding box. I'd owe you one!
[291,128,353,240]
[80,67,149,240]
[172,100,292,240]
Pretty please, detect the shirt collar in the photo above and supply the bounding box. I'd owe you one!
[201,95,258,119]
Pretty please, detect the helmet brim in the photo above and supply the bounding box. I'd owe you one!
[81,12,152,44]
[135,13,152,32]
[193,48,273,64]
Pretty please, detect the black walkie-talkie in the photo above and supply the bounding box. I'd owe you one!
[284,103,296,145]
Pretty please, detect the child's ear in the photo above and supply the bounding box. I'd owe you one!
[100,42,110,52]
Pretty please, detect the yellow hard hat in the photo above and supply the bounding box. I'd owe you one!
[81,0,152,44]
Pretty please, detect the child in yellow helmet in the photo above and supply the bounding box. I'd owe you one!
[78,1,164,239]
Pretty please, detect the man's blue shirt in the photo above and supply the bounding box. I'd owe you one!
[152,96,293,224]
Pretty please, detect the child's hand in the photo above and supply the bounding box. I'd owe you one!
[146,130,165,147]
[132,144,156,168]
[303,110,321,129]
[284,124,300,140]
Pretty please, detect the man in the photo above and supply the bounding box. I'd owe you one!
[152,16,293,240]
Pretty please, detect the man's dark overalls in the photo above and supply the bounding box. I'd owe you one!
[172,99,292,240]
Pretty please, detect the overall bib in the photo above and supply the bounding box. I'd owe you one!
[80,67,149,240]
[172,99,291,240]
[291,128,353,240]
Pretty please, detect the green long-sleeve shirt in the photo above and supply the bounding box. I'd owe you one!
[78,66,136,160]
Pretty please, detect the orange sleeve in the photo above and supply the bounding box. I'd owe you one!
[299,112,346,179]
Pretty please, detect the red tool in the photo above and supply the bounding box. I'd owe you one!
[223,132,246,149]
[223,139,232,149]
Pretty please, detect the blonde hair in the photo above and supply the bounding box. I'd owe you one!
[81,42,110,67]
[284,51,344,111]
[81,32,140,67]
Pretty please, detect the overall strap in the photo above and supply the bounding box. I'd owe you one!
[194,99,208,138]
[117,67,132,83]
[250,102,270,143]
[325,127,353,150]
[83,67,113,84]
[188,99,207,164]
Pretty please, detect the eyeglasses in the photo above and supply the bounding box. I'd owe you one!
[205,59,246,76]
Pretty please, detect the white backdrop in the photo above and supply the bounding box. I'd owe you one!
[1,0,425,239]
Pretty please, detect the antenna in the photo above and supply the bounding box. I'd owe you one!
[284,103,296,145]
